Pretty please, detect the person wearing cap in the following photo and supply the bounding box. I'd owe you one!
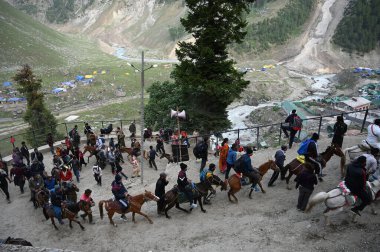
[366,118,380,150]
[301,133,324,181]
[80,189,95,224]
[111,174,129,220]
[269,145,287,186]
[177,163,197,209]
[155,173,169,214]
[50,184,65,224]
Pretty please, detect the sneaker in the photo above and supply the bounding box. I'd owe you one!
[190,203,198,209]
[120,215,127,221]
[350,208,361,217]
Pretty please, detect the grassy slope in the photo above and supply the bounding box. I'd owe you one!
[0,0,117,70]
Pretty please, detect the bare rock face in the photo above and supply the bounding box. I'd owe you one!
[243,96,259,106]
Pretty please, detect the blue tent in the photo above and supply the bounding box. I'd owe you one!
[3,81,12,87]
[52,88,66,94]
[0,97,6,102]
[82,78,94,85]
[76,75,85,81]
[7,97,22,102]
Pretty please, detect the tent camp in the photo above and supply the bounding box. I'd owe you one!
[82,79,94,85]
[52,88,67,94]
[61,81,75,88]
[76,75,85,81]
[7,97,25,102]
[3,82,12,87]
[85,75,94,79]
[0,97,6,102]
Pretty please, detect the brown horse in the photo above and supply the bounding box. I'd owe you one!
[83,145,99,163]
[43,201,88,230]
[62,183,80,203]
[98,190,159,227]
[283,145,344,189]
[35,189,49,209]
[227,160,279,203]
[87,133,97,146]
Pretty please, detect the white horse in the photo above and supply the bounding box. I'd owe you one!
[305,179,380,225]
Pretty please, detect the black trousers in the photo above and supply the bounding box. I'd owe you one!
[352,189,371,212]
[156,195,165,212]
[94,174,102,185]
[297,186,313,211]
[149,158,158,170]
[0,182,10,200]
[225,163,234,180]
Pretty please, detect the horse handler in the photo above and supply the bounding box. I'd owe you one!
[80,189,95,224]
[155,173,169,215]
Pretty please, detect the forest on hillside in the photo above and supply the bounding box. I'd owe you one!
[333,0,380,53]
[236,0,316,53]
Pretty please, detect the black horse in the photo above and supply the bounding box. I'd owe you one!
[0,237,32,246]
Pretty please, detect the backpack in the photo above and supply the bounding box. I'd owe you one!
[291,116,303,131]
[234,156,245,173]
[297,139,313,155]
[193,141,207,158]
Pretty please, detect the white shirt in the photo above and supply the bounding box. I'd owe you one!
[92,165,102,176]
[357,154,378,175]
[366,124,380,149]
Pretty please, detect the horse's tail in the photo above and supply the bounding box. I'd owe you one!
[305,192,329,213]
[99,200,104,219]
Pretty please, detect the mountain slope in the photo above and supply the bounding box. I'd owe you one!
[0,0,116,71]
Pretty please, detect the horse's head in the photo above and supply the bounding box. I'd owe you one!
[209,175,227,191]
[144,190,160,202]
[259,160,279,175]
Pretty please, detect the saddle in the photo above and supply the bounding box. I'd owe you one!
[337,181,358,206]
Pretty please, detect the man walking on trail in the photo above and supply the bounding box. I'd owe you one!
[149,146,159,170]
[281,109,302,149]
[129,121,136,138]
[20,141,30,166]
[269,145,287,185]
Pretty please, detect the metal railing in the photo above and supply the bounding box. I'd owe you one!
[0,108,377,157]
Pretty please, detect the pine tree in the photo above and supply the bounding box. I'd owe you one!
[13,65,58,147]
[171,0,254,133]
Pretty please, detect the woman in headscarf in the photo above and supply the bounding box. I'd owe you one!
[218,138,229,173]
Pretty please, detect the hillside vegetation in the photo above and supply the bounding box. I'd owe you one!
[0,0,116,70]
[238,0,316,53]
[333,0,380,53]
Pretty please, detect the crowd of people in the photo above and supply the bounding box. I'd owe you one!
[0,115,379,227]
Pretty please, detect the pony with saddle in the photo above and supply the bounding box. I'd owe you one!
[163,175,226,218]
[98,190,159,226]
[43,200,92,230]
[283,145,344,189]
[305,179,380,225]
[227,160,279,203]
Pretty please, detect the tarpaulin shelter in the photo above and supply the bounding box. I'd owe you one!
[7,97,24,102]
[82,79,93,85]
[76,75,85,81]
[61,81,75,88]
[2,82,12,87]
[85,75,94,79]
[52,88,67,94]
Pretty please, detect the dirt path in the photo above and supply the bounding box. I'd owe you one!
[0,135,379,251]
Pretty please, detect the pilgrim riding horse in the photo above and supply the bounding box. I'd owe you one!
[43,201,87,230]
[197,174,227,204]
[83,145,99,163]
[98,190,159,227]
[283,145,344,189]
[305,179,380,225]
[227,160,279,203]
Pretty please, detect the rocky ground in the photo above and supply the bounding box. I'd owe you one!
[1,134,380,252]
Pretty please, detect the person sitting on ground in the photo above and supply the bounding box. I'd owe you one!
[111,174,129,221]
[345,156,371,217]
[177,163,197,209]
[366,119,380,150]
